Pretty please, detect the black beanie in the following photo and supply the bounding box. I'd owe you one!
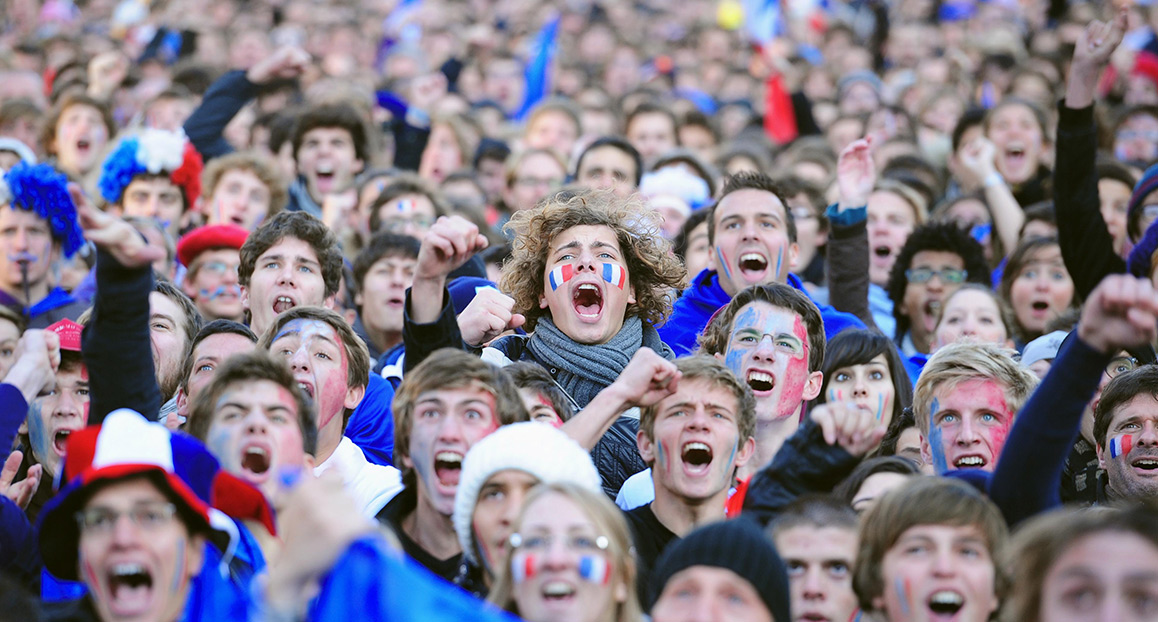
[649,519,791,622]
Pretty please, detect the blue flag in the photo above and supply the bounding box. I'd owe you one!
[515,14,561,120]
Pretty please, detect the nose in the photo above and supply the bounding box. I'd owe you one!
[276,263,296,287]
[110,513,143,547]
[1138,420,1158,446]
[931,546,956,577]
[853,373,869,397]
[222,265,239,285]
[540,534,572,569]
[435,412,466,443]
[288,347,311,374]
[801,567,826,600]
[752,334,777,363]
[959,316,978,337]
[54,389,84,418]
[956,416,980,446]
[244,410,269,434]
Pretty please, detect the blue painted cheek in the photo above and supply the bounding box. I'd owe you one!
[928,424,949,474]
[724,349,744,375]
[26,402,53,467]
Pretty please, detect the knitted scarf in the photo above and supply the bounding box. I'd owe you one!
[527,315,674,408]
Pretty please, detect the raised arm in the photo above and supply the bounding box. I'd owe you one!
[826,139,876,328]
[562,348,679,450]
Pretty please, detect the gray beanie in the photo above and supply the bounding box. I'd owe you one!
[453,422,602,564]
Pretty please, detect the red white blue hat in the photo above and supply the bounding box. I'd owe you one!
[38,409,276,580]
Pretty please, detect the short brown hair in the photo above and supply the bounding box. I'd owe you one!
[912,341,1038,434]
[239,211,344,299]
[1093,365,1158,449]
[709,171,797,245]
[500,190,685,331]
[392,349,529,484]
[853,477,1009,613]
[186,350,316,456]
[40,93,115,160]
[639,355,756,447]
[200,151,288,218]
[697,283,826,372]
[257,306,370,431]
[367,172,448,234]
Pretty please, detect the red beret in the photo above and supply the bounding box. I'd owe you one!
[177,224,249,267]
[47,318,83,352]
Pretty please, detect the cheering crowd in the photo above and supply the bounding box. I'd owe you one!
[3,0,1158,620]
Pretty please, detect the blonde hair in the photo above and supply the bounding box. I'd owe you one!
[873,179,929,225]
[912,341,1038,433]
[488,482,642,622]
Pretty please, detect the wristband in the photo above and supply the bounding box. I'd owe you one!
[984,171,1004,189]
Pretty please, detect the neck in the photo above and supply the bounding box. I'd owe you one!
[403,488,461,559]
[650,484,728,538]
[363,322,401,354]
[738,408,801,480]
[315,418,344,464]
[911,327,931,355]
[2,279,49,307]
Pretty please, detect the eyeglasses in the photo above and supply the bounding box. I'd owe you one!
[514,176,562,189]
[195,260,239,277]
[1106,356,1139,379]
[1142,205,1158,222]
[76,502,178,535]
[383,215,434,233]
[509,531,610,554]
[791,207,817,221]
[905,268,968,284]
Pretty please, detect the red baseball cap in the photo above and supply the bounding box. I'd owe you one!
[46,318,83,352]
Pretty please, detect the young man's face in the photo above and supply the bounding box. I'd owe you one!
[710,189,798,298]
[150,292,191,401]
[775,525,859,622]
[576,145,637,198]
[1097,393,1158,502]
[1039,530,1158,622]
[373,193,436,240]
[242,236,329,337]
[470,468,538,573]
[626,112,677,163]
[77,478,204,622]
[866,191,916,287]
[518,388,563,428]
[539,224,636,345]
[269,318,362,432]
[1098,177,1132,257]
[183,249,244,322]
[722,301,821,422]
[921,378,1015,473]
[121,176,185,239]
[639,377,753,503]
[524,111,579,161]
[405,382,500,515]
[27,362,89,477]
[684,220,711,281]
[652,566,773,622]
[54,103,108,176]
[203,168,273,231]
[296,127,363,202]
[875,524,998,622]
[0,207,57,293]
[177,332,257,418]
[205,378,308,499]
[356,253,417,338]
[900,250,967,351]
[505,152,566,214]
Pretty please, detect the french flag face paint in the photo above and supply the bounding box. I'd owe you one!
[578,555,611,584]
[601,263,627,289]
[1110,434,1134,459]
[549,264,574,291]
[511,552,537,584]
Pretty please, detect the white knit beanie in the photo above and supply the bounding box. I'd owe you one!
[453,422,602,564]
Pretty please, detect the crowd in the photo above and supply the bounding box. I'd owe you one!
[2,0,1158,620]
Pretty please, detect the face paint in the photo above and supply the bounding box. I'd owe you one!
[725,439,738,469]
[394,198,416,213]
[172,538,185,593]
[548,264,574,291]
[715,246,733,281]
[511,551,537,583]
[578,555,611,584]
[895,576,911,615]
[207,425,235,471]
[877,393,885,421]
[198,285,242,301]
[601,262,626,289]
[927,398,949,473]
[271,319,350,430]
[82,557,101,595]
[775,315,811,417]
[473,525,495,573]
[655,439,668,472]
[1110,434,1134,459]
[774,245,783,277]
[26,400,52,467]
[7,252,37,263]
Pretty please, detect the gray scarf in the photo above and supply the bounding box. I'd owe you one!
[527,315,674,408]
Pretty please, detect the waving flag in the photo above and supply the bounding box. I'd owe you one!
[515,14,561,120]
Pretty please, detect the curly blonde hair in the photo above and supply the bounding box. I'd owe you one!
[499,190,686,331]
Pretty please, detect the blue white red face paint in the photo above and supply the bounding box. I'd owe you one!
[601,263,626,289]
[1109,434,1134,459]
[512,551,537,583]
[549,263,627,290]
[549,264,574,291]
[510,550,612,585]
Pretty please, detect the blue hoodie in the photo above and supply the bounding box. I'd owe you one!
[658,270,865,356]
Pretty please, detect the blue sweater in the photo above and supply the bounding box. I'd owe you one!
[658,270,865,357]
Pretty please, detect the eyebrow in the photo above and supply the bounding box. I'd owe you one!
[552,240,618,255]
[151,312,176,325]
[220,400,292,413]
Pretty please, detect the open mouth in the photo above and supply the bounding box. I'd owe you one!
[573,283,603,318]
[873,245,892,259]
[954,455,987,469]
[241,444,271,476]
[53,430,72,457]
[1131,456,1158,471]
[681,441,713,475]
[296,380,315,399]
[1004,146,1026,170]
[738,252,768,280]
[542,581,576,602]
[1030,301,1049,313]
[273,295,297,314]
[747,369,775,393]
[927,590,964,617]
[435,451,463,487]
[314,164,335,190]
[107,562,154,616]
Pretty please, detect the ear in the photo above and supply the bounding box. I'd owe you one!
[303,453,316,469]
[241,286,251,312]
[353,157,365,175]
[920,434,932,467]
[801,370,824,402]
[732,435,756,469]
[176,388,188,418]
[539,292,549,310]
[626,280,636,305]
[1096,442,1107,470]
[186,535,206,578]
[110,204,123,217]
[785,242,800,273]
[636,428,654,466]
[354,290,364,308]
[707,245,717,272]
[344,384,366,411]
[714,352,724,363]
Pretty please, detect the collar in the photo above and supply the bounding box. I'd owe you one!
[316,436,367,477]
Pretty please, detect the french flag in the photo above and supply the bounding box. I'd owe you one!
[511,553,536,583]
[602,263,626,289]
[549,264,574,291]
[1110,434,1134,459]
[578,555,610,584]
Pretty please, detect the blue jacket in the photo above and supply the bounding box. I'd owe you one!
[344,373,395,467]
[658,270,865,357]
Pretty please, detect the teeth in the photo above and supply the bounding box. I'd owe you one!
[543,582,574,596]
[577,283,598,291]
[112,563,146,577]
[955,456,985,467]
[1136,459,1158,466]
[740,253,764,262]
[930,591,963,606]
[245,447,268,457]
[316,164,334,174]
[685,442,709,452]
[435,452,462,464]
[277,296,294,304]
[747,371,773,383]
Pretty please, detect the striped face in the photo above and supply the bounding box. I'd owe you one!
[511,551,537,584]
[601,263,626,289]
[539,225,636,345]
[549,264,574,291]
[1109,434,1134,459]
[578,555,611,584]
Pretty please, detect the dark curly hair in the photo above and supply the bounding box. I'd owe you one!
[239,211,344,298]
[500,190,686,331]
[886,221,990,342]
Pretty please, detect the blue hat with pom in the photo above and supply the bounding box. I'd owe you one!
[0,162,85,258]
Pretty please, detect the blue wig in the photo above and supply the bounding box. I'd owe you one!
[0,162,85,258]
